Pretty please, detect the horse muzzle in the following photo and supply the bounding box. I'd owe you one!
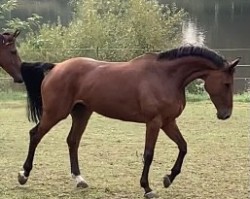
[13,75,23,83]
[217,109,232,120]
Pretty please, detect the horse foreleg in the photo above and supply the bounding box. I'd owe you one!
[67,104,92,188]
[161,120,187,188]
[18,111,62,185]
[140,116,161,198]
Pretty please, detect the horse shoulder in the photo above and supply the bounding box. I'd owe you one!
[138,79,186,120]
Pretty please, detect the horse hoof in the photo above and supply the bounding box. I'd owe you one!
[144,191,159,198]
[18,171,28,185]
[163,175,172,188]
[77,181,88,188]
[72,174,88,188]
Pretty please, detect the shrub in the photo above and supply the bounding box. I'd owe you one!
[19,0,186,62]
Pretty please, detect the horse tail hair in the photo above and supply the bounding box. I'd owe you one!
[21,62,56,123]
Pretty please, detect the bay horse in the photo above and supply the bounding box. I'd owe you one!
[0,30,22,83]
[19,46,240,198]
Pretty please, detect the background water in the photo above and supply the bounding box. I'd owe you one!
[3,0,250,92]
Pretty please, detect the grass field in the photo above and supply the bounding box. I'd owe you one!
[0,100,249,199]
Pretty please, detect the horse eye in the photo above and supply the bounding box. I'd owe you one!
[225,83,231,88]
[11,50,17,54]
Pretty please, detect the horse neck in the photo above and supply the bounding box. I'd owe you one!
[162,57,216,89]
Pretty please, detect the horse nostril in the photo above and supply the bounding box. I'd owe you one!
[217,111,231,120]
[14,78,23,83]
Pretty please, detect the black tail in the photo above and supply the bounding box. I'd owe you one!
[21,62,55,123]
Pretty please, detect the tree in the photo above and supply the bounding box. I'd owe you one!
[0,0,41,33]
[19,0,186,62]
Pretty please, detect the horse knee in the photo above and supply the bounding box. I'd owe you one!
[29,125,38,137]
[29,128,43,146]
[140,178,148,188]
[29,123,51,146]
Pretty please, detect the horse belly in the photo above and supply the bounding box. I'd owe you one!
[77,68,147,122]
[90,100,146,123]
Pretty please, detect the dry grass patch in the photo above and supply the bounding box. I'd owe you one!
[0,101,249,198]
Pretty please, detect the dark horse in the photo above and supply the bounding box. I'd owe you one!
[19,46,240,198]
[0,30,22,83]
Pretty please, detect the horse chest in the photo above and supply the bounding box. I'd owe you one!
[161,100,185,119]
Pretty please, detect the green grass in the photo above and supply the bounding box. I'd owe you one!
[1,91,249,103]
[0,101,249,199]
[233,92,250,102]
[0,91,26,101]
[186,92,250,102]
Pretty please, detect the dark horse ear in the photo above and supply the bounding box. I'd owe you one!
[0,34,5,45]
[228,57,241,70]
[13,30,21,38]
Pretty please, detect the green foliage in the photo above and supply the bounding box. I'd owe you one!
[185,92,250,102]
[233,92,250,102]
[19,0,185,62]
[187,79,205,94]
[186,92,209,102]
[0,0,42,33]
[0,0,17,20]
[6,14,42,33]
[19,21,70,62]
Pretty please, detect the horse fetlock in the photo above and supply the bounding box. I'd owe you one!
[140,177,149,189]
[18,171,29,185]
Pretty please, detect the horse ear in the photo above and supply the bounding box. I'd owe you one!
[228,57,241,70]
[13,30,21,38]
[0,34,5,45]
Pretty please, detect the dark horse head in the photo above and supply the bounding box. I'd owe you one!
[204,57,240,120]
[158,46,240,120]
[0,30,22,83]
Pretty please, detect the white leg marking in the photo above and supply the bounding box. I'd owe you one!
[19,171,28,179]
[72,174,84,184]
[72,174,88,188]
[144,191,159,198]
[18,170,29,185]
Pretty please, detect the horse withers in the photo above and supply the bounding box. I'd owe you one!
[19,46,240,198]
[0,30,22,83]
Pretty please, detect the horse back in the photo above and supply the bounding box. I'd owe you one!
[40,56,183,122]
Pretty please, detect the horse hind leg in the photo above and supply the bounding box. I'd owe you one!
[18,110,66,185]
[66,103,92,188]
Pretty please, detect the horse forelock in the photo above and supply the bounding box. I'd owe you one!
[1,32,16,44]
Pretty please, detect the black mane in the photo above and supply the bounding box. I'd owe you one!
[157,45,226,67]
